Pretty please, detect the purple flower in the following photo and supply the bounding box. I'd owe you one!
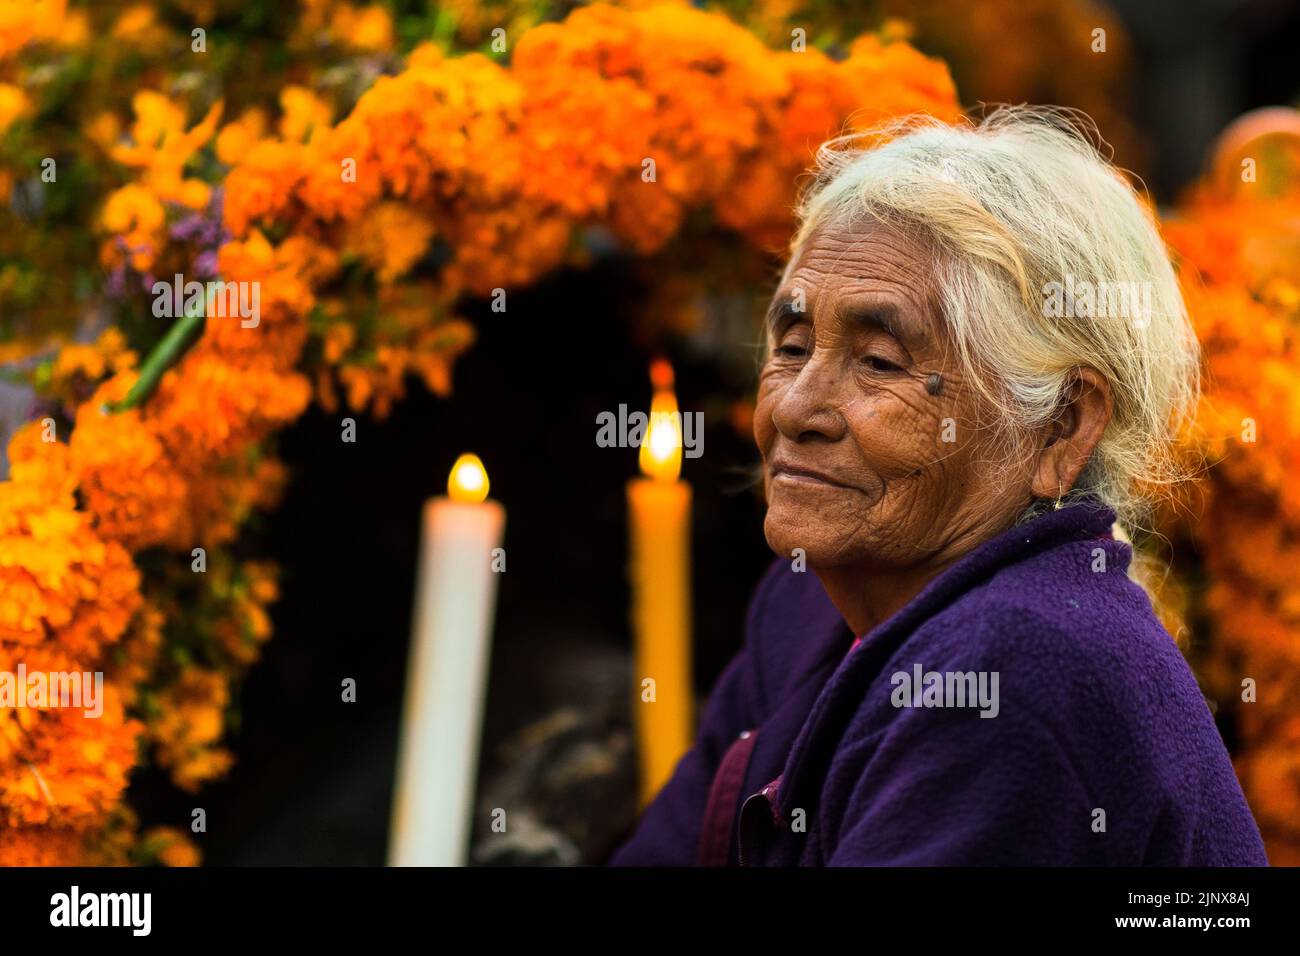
[104,265,127,300]
[169,213,207,243]
[193,250,219,278]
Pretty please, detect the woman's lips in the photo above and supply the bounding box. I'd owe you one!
[769,460,859,491]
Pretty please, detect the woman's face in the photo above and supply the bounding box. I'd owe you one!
[754,220,1032,571]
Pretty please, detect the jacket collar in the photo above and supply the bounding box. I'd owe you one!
[772,495,1120,820]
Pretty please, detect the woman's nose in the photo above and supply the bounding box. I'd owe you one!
[770,354,848,443]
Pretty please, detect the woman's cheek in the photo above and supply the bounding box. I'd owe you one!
[845,401,932,481]
[752,375,784,454]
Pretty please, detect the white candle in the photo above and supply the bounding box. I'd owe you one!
[389,453,505,866]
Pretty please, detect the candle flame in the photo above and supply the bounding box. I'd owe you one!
[649,357,674,391]
[448,453,490,503]
[639,360,682,483]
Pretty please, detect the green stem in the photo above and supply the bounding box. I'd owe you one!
[112,307,206,412]
[432,7,459,50]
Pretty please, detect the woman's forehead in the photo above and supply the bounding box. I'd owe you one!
[788,216,936,271]
[772,222,943,342]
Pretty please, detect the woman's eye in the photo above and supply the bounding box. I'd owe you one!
[864,355,904,372]
[776,343,807,358]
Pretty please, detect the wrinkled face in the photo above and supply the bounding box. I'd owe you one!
[755,219,1031,571]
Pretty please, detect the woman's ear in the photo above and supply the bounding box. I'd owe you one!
[1030,367,1113,500]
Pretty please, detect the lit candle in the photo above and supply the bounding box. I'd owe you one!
[389,453,505,866]
[627,360,694,809]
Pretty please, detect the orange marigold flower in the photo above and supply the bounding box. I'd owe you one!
[49,328,136,396]
[0,648,142,829]
[342,202,434,283]
[215,108,269,166]
[330,3,393,52]
[279,86,333,145]
[110,5,168,48]
[0,825,108,866]
[139,826,202,867]
[106,599,165,705]
[69,378,188,552]
[100,184,166,272]
[0,82,30,133]
[222,141,309,237]
[0,0,77,59]
[0,424,141,659]
[147,668,235,792]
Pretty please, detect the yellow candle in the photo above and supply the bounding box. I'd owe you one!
[627,360,694,809]
[390,453,505,866]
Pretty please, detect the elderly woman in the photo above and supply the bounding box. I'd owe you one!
[609,107,1267,867]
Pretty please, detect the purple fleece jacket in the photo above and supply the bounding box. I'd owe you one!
[608,497,1269,866]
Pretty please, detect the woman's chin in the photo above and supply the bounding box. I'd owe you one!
[763,508,858,567]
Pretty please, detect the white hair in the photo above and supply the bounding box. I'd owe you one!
[787,105,1200,533]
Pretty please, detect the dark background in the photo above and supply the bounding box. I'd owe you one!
[124,0,1300,864]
